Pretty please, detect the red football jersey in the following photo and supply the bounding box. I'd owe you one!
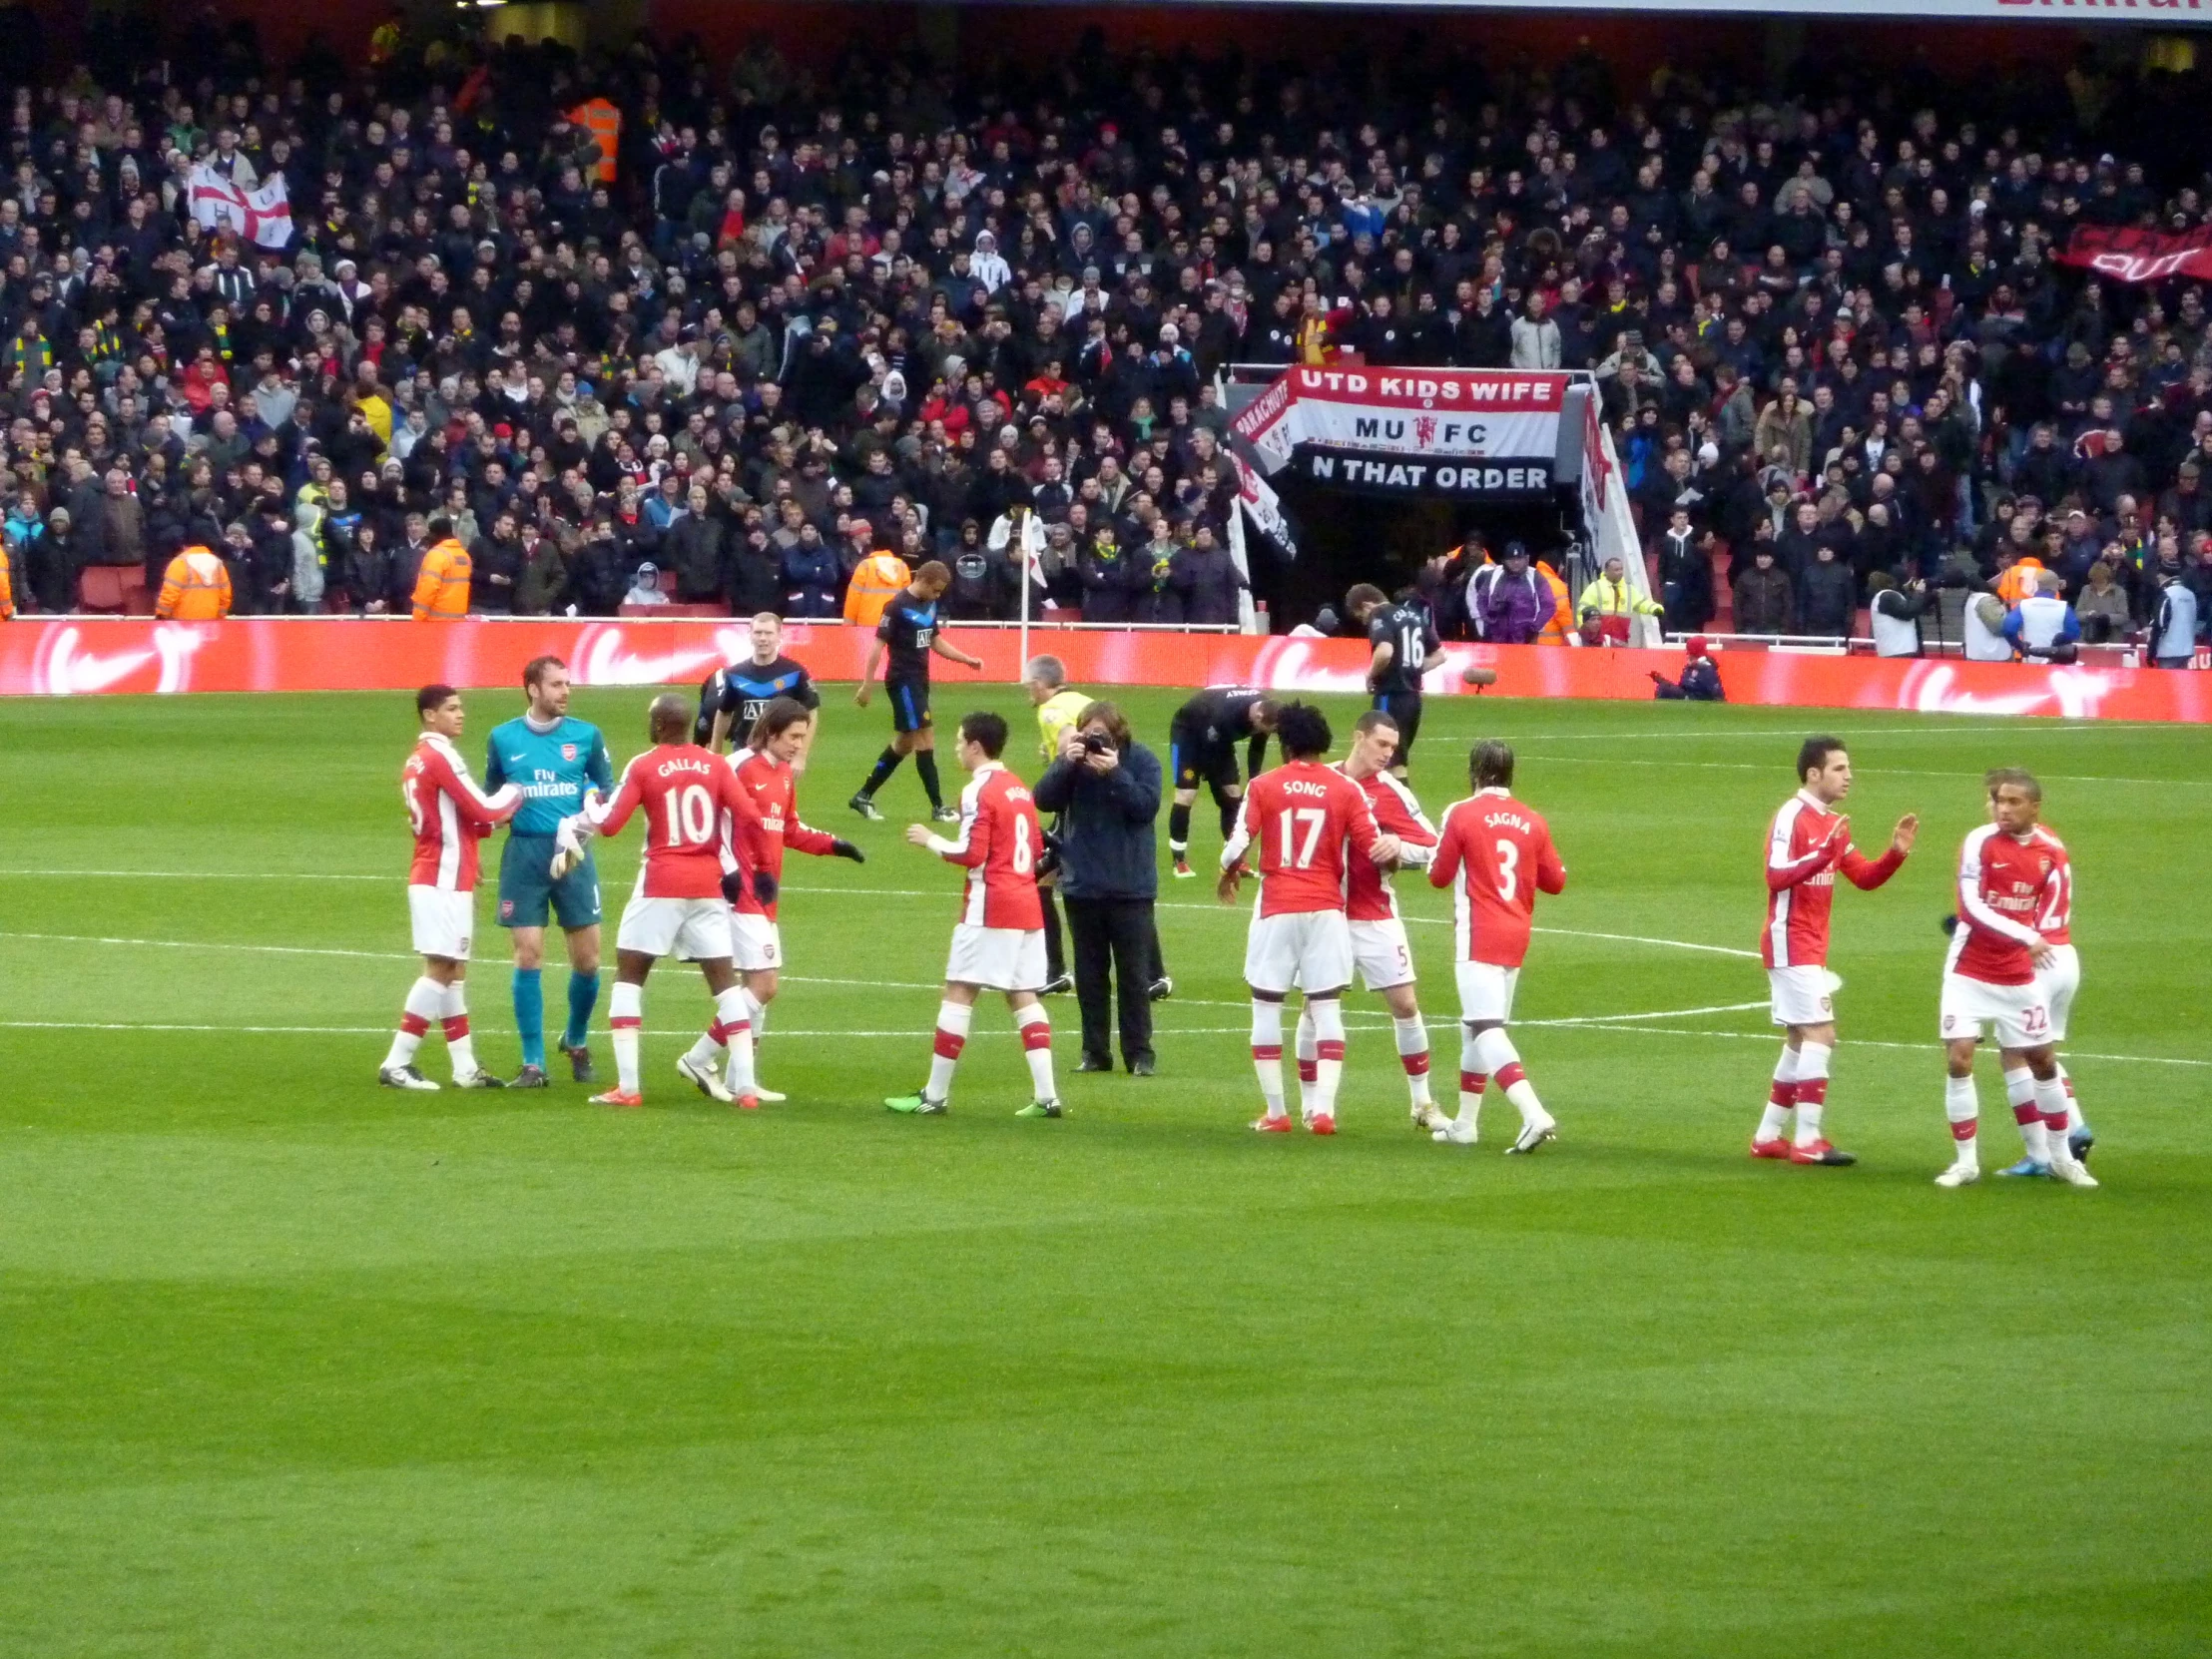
[722,748,837,919]
[1428,788,1566,968]
[1338,764,1438,922]
[1948,823,2054,986]
[402,734,519,891]
[1224,760,1384,918]
[932,762,1045,930]
[1759,790,1906,968]
[597,743,768,899]
[2030,826,2071,945]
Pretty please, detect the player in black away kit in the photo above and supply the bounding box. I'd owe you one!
[696,612,821,750]
[1165,686,1279,877]
[850,561,983,823]
[1347,584,1444,780]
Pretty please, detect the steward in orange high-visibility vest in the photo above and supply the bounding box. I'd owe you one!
[1534,559,1573,644]
[568,98,621,184]
[411,524,473,619]
[0,539,14,619]
[155,545,232,620]
[1994,555,2047,609]
[841,532,910,629]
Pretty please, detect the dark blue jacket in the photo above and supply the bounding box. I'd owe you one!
[1033,740,1161,901]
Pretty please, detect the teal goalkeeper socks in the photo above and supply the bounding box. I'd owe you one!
[513,968,545,1069]
[564,969,601,1050]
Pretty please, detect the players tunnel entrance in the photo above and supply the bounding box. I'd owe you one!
[1250,471,1584,631]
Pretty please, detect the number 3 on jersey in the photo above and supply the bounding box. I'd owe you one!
[1494,838,1520,901]
[1276,807,1326,869]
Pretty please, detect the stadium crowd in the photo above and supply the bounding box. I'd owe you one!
[0,19,2205,662]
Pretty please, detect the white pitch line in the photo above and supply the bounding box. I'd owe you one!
[5,1014,2199,1068]
[1515,754,2212,789]
[0,929,412,961]
[1522,999,1771,1027]
[1561,1021,2211,1068]
[0,1018,1390,1041]
[1478,721,2198,742]
[0,868,398,881]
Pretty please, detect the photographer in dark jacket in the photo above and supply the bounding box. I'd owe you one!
[1033,701,1163,1076]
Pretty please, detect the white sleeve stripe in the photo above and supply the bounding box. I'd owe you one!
[1767,799,1811,869]
[1377,772,1438,838]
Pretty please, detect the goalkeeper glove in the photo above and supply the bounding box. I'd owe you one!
[549,817,586,878]
[830,838,866,863]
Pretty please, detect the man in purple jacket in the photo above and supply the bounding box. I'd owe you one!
[1474,542,1558,644]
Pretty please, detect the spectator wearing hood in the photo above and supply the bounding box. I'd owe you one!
[1475,543,1557,643]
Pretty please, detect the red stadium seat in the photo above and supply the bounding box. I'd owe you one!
[78,566,128,613]
[619,602,729,618]
[120,567,155,615]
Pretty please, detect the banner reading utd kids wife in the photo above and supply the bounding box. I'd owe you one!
[1231,366,1571,475]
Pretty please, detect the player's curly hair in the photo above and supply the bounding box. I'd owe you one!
[959,710,1009,758]
[1273,702,1333,761]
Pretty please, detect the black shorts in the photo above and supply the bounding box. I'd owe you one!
[1168,716,1240,792]
[1371,690,1422,762]
[886,677,932,734]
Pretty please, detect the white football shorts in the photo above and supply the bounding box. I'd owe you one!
[1939,971,2051,1050]
[2036,943,2080,1042]
[943,923,1047,992]
[1454,960,1521,1023]
[620,895,735,960]
[407,885,475,960]
[1350,918,1417,992]
[1769,965,1843,1027]
[1243,909,1355,996]
[730,910,783,972]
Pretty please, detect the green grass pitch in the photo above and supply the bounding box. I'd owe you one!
[1,683,2207,1657]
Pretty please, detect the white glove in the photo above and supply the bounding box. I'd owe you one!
[550,816,586,879]
[577,789,611,830]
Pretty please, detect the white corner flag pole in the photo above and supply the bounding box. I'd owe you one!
[1015,506,1032,684]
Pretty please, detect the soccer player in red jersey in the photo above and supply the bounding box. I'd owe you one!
[1219,703,1400,1136]
[1290,710,1445,1129]
[1936,770,2094,1189]
[1996,794,2093,1176]
[1753,737,1918,1166]
[884,711,1064,1119]
[672,697,866,1103]
[381,685,522,1091]
[572,695,774,1108]
[1426,740,1567,1153]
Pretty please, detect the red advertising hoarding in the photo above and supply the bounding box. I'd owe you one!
[2,618,2206,722]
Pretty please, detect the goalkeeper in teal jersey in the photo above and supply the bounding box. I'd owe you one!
[485,655,615,1085]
